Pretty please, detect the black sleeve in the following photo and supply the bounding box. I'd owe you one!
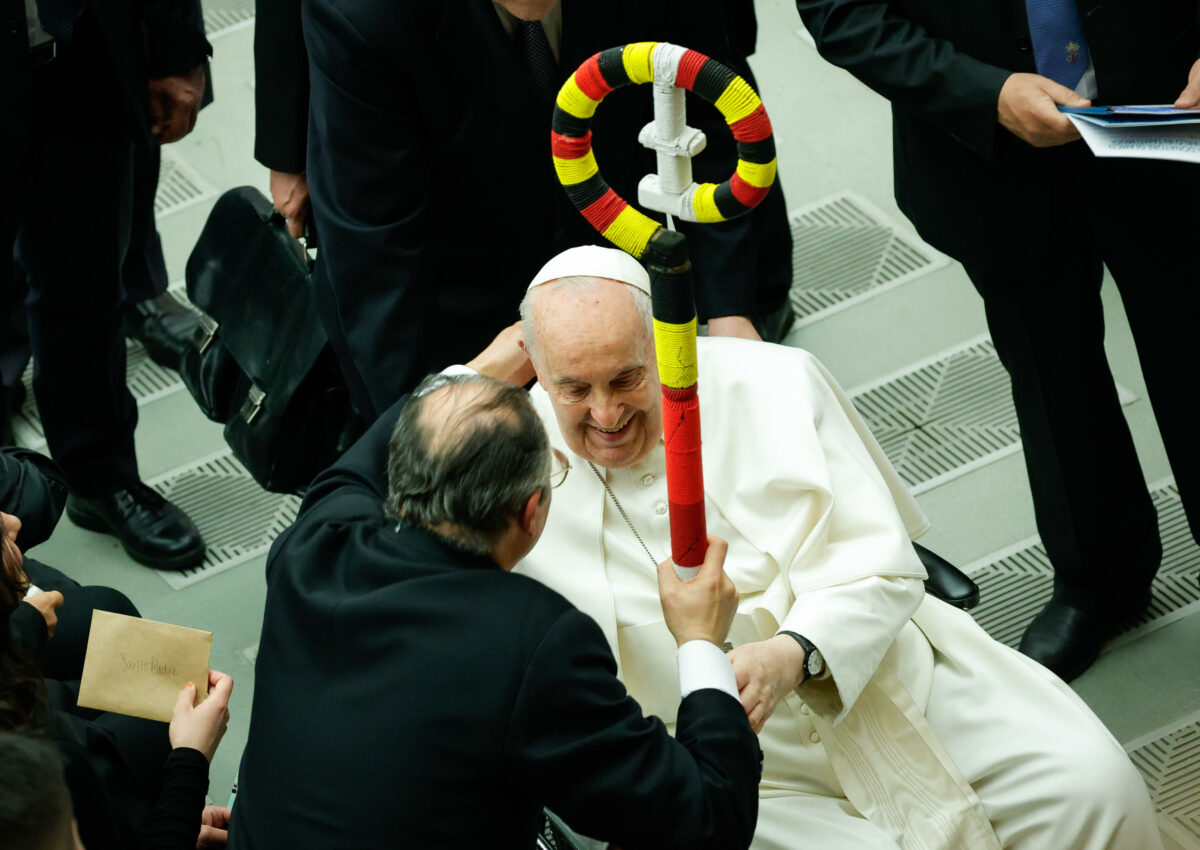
[254,0,310,172]
[265,393,410,582]
[9,601,48,658]
[139,748,211,850]
[507,610,761,850]
[138,0,213,78]
[0,448,68,548]
[794,0,1011,159]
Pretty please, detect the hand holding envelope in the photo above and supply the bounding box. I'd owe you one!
[78,610,216,723]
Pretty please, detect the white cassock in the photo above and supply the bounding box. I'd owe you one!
[516,337,1160,850]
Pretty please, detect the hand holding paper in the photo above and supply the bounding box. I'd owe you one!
[170,669,234,762]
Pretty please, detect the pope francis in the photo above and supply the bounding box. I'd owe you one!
[508,245,1159,850]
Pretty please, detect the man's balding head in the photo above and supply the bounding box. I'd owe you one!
[386,374,551,556]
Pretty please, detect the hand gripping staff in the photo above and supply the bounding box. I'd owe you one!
[550,42,777,578]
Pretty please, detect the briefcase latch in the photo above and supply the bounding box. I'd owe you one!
[193,314,220,355]
[241,385,267,425]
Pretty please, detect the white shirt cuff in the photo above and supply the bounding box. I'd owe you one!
[678,640,739,701]
[440,364,477,377]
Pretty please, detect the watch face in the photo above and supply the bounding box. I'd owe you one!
[807,648,824,678]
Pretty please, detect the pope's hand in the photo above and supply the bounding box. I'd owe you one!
[467,321,535,386]
[727,634,807,734]
[997,72,1089,147]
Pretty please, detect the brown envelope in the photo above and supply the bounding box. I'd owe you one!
[77,610,213,723]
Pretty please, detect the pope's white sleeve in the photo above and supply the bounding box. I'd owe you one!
[779,575,924,719]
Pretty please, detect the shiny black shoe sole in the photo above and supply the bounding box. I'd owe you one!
[66,501,207,571]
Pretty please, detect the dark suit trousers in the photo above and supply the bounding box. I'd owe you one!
[3,13,140,495]
[960,145,1200,609]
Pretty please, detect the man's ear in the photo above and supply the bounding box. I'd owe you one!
[520,489,543,537]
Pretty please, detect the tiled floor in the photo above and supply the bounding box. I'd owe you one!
[15,0,1199,844]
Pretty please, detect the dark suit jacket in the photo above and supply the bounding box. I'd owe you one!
[228,394,761,849]
[297,0,793,418]
[0,0,211,184]
[794,0,1200,269]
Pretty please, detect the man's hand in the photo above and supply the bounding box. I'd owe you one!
[707,315,761,342]
[998,72,1090,147]
[1175,58,1200,109]
[197,804,232,847]
[467,321,535,386]
[727,634,806,734]
[169,670,233,762]
[657,536,736,647]
[269,170,311,240]
[147,66,206,144]
[21,591,64,639]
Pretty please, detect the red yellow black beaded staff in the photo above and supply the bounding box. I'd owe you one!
[551,41,777,577]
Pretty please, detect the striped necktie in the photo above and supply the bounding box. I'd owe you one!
[515,19,559,99]
[1025,0,1089,89]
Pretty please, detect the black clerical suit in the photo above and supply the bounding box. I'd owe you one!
[297,0,793,420]
[0,0,209,495]
[794,0,1200,614]
[228,394,761,849]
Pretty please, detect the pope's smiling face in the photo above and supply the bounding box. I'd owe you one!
[529,279,662,470]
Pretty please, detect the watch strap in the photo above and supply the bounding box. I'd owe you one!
[780,630,823,685]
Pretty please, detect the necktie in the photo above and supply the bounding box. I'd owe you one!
[514,19,559,99]
[36,0,80,42]
[1025,0,1089,90]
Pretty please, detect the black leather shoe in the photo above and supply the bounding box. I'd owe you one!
[914,542,981,609]
[123,293,200,372]
[67,483,206,570]
[1018,589,1152,682]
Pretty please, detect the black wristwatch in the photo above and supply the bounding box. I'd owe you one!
[780,631,825,685]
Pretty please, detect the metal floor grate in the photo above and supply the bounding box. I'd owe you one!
[156,152,217,217]
[965,480,1200,651]
[149,450,301,590]
[202,0,255,36]
[10,337,185,451]
[850,335,1136,494]
[1127,712,1200,849]
[788,191,949,327]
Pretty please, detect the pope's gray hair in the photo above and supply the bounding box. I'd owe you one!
[519,275,653,363]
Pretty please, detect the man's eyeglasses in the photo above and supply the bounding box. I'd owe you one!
[550,448,571,489]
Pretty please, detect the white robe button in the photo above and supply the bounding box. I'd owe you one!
[800,703,810,716]
[641,474,656,486]
[809,731,821,743]
[655,503,668,515]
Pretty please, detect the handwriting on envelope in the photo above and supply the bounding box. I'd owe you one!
[77,610,213,723]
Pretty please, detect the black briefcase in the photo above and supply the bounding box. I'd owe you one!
[180,186,362,494]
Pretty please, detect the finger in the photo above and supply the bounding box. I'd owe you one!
[209,670,235,704]
[1038,75,1090,108]
[748,705,766,734]
[1176,82,1200,109]
[47,590,65,609]
[174,681,196,715]
[148,92,165,137]
[287,216,304,239]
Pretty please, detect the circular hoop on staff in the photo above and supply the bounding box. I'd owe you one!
[551,41,777,259]
[551,43,776,573]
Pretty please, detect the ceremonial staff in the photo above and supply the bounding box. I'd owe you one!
[551,41,777,577]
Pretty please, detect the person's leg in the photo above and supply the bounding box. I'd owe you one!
[121,143,199,371]
[960,186,1159,679]
[38,585,140,682]
[924,608,1161,850]
[1091,157,1200,550]
[18,14,205,570]
[751,793,900,850]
